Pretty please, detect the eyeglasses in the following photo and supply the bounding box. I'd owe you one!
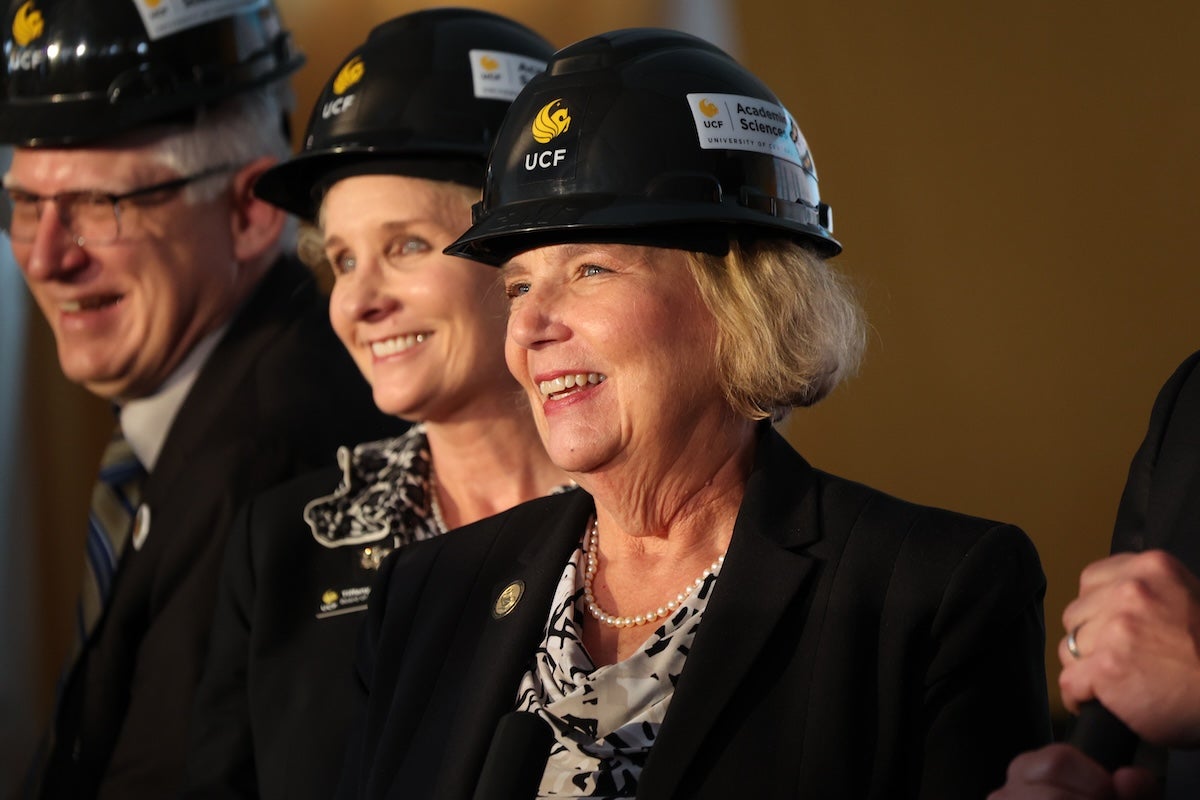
[3,164,235,246]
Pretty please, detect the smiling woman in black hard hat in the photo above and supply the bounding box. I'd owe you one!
[336,28,1053,799]
[178,11,568,800]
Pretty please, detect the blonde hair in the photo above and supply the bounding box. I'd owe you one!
[685,240,866,421]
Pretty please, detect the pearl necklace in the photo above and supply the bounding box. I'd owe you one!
[582,518,725,629]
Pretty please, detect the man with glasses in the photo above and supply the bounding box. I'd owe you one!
[1,1,401,796]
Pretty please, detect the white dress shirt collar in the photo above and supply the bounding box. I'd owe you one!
[119,324,228,471]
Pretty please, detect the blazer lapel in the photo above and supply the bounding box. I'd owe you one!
[437,490,595,798]
[640,427,823,798]
[149,258,311,489]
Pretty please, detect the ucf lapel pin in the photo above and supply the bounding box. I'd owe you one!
[131,504,152,551]
[493,580,525,619]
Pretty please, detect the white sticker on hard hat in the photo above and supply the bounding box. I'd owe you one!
[686,93,807,168]
[132,0,267,42]
[469,49,546,102]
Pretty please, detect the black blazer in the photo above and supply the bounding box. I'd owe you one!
[1112,349,1200,563]
[180,466,382,800]
[1110,349,1200,797]
[337,426,1051,799]
[38,259,405,799]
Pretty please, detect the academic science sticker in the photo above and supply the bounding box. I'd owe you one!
[686,92,806,168]
[469,49,546,102]
[133,0,266,42]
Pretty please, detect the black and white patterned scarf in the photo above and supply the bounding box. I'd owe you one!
[515,536,721,798]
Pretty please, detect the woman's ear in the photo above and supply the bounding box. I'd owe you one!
[229,156,287,263]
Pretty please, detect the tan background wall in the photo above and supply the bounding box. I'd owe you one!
[12,0,1200,770]
[759,2,1200,708]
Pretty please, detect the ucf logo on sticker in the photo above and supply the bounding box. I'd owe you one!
[522,98,576,176]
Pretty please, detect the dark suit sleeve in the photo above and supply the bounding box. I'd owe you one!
[180,503,260,798]
[1112,350,1200,554]
[917,524,1052,798]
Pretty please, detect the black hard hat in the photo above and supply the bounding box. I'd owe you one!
[0,0,303,147]
[446,28,841,265]
[253,8,554,221]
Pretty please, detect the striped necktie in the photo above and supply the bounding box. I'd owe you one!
[22,427,148,797]
[75,426,145,652]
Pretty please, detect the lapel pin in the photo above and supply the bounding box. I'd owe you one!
[493,580,525,619]
[131,504,152,551]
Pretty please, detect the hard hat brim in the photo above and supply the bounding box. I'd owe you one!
[444,195,842,266]
[254,147,487,221]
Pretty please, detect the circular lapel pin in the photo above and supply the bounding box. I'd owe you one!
[492,580,525,619]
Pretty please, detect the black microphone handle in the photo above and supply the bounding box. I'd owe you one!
[471,711,554,800]
[1068,700,1140,772]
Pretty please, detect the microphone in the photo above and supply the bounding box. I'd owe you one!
[1068,701,1139,772]
[471,711,554,800]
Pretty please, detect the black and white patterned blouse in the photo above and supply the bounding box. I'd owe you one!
[303,425,442,568]
[303,425,575,570]
[515,534,722,798]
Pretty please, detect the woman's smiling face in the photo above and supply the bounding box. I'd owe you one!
[502,242,727,477]
[323,174,515,422]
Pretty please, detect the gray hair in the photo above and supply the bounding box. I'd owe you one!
[685,240,867,422]
[144,83,296,247]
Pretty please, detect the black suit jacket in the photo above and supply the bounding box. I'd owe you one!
[337,426,1051,799]
[38,258,405,799]
[1112,349,1200,564]
[180,466,380,800]
[1110,349,1200,798]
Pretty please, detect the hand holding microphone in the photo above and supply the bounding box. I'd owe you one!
[1062,551,1200,755]
[990,552,1200,799]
